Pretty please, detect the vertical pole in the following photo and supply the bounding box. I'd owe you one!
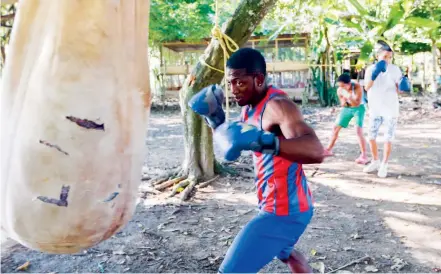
[423,53,426,92]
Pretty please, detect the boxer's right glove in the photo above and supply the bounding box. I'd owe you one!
[188,84,225,129]
[371,60,387,81]
[214,121,280,161]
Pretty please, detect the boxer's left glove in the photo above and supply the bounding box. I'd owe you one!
[188,84,225,129]
[371,60,387,81]
[399,76,411,92]
[214,121,280,161]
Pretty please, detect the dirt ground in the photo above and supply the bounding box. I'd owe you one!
[2,95,441,273]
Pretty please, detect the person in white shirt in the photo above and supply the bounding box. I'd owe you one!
[363,42,403,178]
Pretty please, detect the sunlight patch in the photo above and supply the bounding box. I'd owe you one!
[383,216,441,267]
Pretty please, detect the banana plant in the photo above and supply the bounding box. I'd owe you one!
[402,0,441,92]
[339,0,416,66]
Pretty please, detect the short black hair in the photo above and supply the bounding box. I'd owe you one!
[337,73,351,84]
[376,40,393,54]
[226,48,267,76]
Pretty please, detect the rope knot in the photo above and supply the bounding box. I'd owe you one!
[211,26,239,59]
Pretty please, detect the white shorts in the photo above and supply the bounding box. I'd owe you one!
[368,116,398,142]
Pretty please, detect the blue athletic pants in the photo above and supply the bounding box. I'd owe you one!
[218,209,313,273]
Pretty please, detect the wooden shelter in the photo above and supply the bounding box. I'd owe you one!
[158,33,312,101]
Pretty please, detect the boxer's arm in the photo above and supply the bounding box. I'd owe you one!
[348,83,362,105]
[364,67,374,91]
[337,88,349,107]
[365,80,374,91]
[265,98,324,164]
[395,67,403,94]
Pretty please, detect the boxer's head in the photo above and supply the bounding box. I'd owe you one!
[337,73,352,90]
[375,41,393,64]
[226,48,267,106]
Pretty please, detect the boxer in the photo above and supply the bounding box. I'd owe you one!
[189,48,324,273]
[363,42,403,178]
[323,73,368,164]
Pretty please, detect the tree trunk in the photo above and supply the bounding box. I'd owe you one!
[322,25,331,106]
[162,0,277,200]
[0,5,16,71]
[423,53,426,92]
[320,53,327,107]
[431,39,439,93]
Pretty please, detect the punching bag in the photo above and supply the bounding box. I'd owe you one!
[399,76,411,93]
[1,0,151,254]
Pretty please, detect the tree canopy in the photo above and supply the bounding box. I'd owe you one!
[148,0,440,60]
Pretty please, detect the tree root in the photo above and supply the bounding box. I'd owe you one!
[156,175,197,201]
[180,178,198,201]
[148,161,240,201]
[169,178,191,198]
[167,173,222,201]
[150,167,181,186]
[149,170,222,201]
[155,176,186,191]
[197,175,220,188]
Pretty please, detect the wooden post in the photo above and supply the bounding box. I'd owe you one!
[423,53,426,92]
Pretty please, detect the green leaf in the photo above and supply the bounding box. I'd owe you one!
[336,51,344,61]
[364,15,383,24]
[338,36,365,43]
[380,2,405,35]
[400,41,432,55]
[324,17,339,25]
[402,0,414,14]
[359,41,373,62]
[429,27,441,40]
[341,18,363,33]
[346,0,369,16]
[368,25,383,39]
[317,29,324,47]
[405,17,441,30]
[268,22,288,41]
[326,12,339,22]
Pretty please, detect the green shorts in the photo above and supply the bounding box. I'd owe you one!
[336,104,366,128]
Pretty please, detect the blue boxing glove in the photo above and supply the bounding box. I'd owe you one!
[188,84,225,129]
[214,121,280,161]
[399,76,411,93]
[371,60,387,81]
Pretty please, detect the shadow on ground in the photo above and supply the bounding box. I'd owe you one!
[2,106,440,273]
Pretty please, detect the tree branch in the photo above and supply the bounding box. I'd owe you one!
[1,22,13,28]
[1,13,15,23]
[1,0,18,5]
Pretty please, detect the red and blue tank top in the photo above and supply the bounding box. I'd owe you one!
[240,86,313,216]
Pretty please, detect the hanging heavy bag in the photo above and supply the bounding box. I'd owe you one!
[1,0,151,254]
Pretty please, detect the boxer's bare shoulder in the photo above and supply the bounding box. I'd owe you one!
[262,96,311,139]
[262,96,324,164]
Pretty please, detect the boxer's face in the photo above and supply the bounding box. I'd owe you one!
[337,81,350,91]
[377,50,393,64]
[226,68,265,106]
